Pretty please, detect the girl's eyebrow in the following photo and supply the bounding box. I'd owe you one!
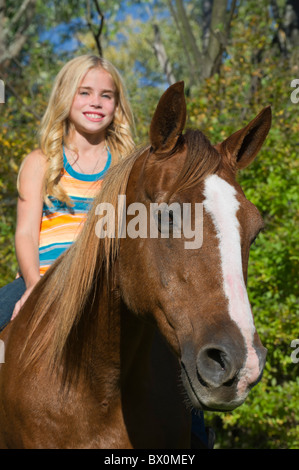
[78,86,115,94]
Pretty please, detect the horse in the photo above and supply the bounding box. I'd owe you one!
[0,82,271,449]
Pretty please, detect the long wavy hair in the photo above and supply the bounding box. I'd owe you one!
[19,55,135,206]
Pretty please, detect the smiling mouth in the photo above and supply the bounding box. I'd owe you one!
[83,112,105,122]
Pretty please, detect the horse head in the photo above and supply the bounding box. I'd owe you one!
[119,82,270,411]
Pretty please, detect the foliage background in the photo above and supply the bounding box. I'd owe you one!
[0,0,298,449]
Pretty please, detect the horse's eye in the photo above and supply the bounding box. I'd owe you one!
[156,208,183,237]
[157,210,173,233]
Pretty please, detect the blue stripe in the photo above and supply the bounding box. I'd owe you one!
[63,147,111,182]
[39,244,72,265]
[43,196,94,214]
[39,242,71,253]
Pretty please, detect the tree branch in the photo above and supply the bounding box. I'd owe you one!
[10,0,35,27]
[202,0,237,79]
[0,0,37,68]
[85,0,105,57]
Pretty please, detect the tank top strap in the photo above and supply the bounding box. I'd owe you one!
[62,146,112,182]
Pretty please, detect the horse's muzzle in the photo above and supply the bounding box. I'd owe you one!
[181,340,267,411]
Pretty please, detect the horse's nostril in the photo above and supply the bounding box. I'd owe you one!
[196,345,237,388]
[223,376,237,387]
[206,348,226,370]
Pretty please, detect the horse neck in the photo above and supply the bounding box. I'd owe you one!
[89,275,155,397]
[120,302,155,385]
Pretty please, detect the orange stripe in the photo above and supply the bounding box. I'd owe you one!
[40,265,50,275]
[60,173,103,198]
[39,223,85,246]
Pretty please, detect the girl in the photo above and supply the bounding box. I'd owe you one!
[0,58,212,449]
[0,54,135,330]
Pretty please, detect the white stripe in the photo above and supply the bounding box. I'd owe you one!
[203,174,259,394]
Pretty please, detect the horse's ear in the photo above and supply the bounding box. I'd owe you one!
[149,81,186,154]
[219,106,271,170]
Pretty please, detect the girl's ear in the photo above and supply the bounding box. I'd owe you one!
[219,106,272,170]
[149,81,186,154]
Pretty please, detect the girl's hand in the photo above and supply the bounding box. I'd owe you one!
[11,285,36,320]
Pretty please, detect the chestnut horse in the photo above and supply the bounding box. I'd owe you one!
[0,82,271,449]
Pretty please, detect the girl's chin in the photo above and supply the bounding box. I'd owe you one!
[72,123,108,137]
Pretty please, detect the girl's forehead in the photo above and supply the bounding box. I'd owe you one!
[79,68,116,90]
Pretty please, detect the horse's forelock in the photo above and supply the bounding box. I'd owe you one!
[169,130,221,195]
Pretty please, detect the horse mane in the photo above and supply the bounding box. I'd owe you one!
[21,130,220,376]
[21,145,148,374]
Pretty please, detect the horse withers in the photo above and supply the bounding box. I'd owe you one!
[0,82,270,448]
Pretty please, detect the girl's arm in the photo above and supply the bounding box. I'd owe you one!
[13,149,47,318]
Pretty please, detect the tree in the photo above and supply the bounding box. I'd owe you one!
[153,0,238,85]
[0,0,38,70]
[271,0,299,63]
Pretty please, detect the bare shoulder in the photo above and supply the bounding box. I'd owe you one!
[19,149,47,180]
[18,149,47,196]
[21,149,47,170]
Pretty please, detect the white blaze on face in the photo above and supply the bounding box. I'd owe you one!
[203,174,260,396]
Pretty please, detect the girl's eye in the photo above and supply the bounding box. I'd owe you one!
[79,91,89,96]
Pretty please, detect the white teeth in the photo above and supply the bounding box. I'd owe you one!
[85,113,102,119]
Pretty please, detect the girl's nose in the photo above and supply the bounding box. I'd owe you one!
[91,100,102,108]
[90,95,103,108]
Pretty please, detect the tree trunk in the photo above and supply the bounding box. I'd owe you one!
[284,0,299,64]
[167,0,237,85]
[201,0,237,79]
[202,0,213,52]
[152,24,176,85]
[284,0,299,46]
[174,0,202,70]
[271,0,299,62]
[166,0,197,86]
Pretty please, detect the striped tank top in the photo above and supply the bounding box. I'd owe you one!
[38,148,111,275]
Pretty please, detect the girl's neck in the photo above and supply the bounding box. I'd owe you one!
[66,129,107,155]
[64,129,109,175]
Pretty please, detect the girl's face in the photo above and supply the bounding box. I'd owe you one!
[69,67,117,139]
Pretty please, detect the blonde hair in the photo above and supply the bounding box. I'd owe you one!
[22,55,135,205]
